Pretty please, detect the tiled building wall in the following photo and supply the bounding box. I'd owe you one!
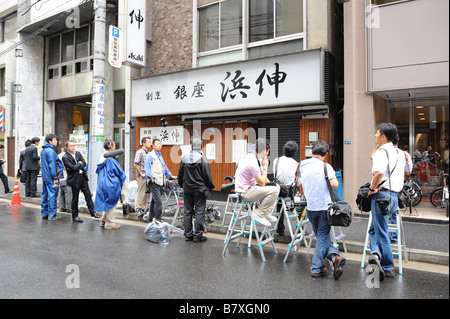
[144,0,193,77]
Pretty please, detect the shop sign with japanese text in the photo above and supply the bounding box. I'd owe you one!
[131,50,324,117]
[125,0,146,67]
[140,126,184,145]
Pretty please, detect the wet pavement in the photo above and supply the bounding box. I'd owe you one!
[0,201,448,300]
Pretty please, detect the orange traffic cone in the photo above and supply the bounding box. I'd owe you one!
[8,180,23,208]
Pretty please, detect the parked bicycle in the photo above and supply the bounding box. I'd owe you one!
[430,171,449,217]
[403,173,423,208]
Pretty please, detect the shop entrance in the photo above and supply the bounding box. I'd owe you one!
[389,98,449,220]
[55,97,91,154]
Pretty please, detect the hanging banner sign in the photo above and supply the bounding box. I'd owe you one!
[125,0,146,68]
[92,83,105,136]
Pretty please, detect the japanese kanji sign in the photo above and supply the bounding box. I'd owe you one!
[140,126,184,145]
[131,50,324,117]
[125,0,146,67]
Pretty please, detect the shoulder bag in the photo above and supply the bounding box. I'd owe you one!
[324,163,352,227]
[274,157,294,198]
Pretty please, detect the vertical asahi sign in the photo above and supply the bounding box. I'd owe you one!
[125,0,146,68]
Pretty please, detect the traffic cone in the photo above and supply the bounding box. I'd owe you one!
[8,180,23,208]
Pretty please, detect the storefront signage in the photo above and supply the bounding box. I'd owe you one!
[109,26,122,69]
[125,0,146,68]
[131,50,324,117]
[140,126,184,145]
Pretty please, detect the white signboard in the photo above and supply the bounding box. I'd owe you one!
[93,83,105,136]
[125,0,146,67]
[140,126,184,145]
[132,50,324,117]
[109,26,122,68]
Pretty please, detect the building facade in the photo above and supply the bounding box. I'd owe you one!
[343,0,449,218]
[132,0,344,192]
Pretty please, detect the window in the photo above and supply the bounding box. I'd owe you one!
[76,25,89,59]
[0,68,5,96]
[62,31,75,63]
[372,0,404,5]
[197,0,304,62]
[47,24,94,79]
[48,36,61,66]
[250,0,303,42]
[199,0,242,52]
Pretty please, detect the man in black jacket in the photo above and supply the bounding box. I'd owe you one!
[24,137,41,197]
[0,145,12,194]
[62,140,99,222]
[178,137,215,243]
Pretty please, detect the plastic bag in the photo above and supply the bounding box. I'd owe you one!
[122,180,138,209]
[144,219,170,244]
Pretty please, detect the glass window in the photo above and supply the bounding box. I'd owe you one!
[250,0,303,43]
[62,31,74,63]
[199,0,242,52]
[372,0,403,5]
[250,0,274,42]
[275,0,303,37]
[76,25,89,59]
[0,68,5,96]
[221,0,242,48]
[48,36,61,66]
[199,4,219,52]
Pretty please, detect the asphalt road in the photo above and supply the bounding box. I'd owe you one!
[0,201,448,302]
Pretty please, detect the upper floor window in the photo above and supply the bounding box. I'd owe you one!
[198,0,303,54]
[199,0,243,52]
[47,24,94,79]
[250,0,303,42]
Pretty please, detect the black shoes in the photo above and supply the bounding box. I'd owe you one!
[193,236,207,243]
[91,212,100,218]
[73,216,83,223]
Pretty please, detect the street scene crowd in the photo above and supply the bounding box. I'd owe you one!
[4,122,411,282]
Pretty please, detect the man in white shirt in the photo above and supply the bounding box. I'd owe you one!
[273,141,299,235]
[234,138,280,227]
[367,123,406,281]
[298,141,346,280]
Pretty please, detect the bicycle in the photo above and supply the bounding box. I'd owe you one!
[430,171,449,217]
[401,174,423,214]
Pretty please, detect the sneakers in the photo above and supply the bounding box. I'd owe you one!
[253,214,271,227]
[266,214,278,222]
[368,254,385,282]
[48,215,62,221]
[104,224,120,230]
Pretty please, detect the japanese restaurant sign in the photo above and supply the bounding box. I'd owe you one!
[131,50,324,117]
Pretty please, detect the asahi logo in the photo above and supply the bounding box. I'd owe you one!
[128,52,144,62]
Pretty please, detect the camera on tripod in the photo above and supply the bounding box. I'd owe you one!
[376,197,391,215]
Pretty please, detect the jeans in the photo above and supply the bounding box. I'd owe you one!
[306,209,340,274]
[41,181,59,218]
[368,191,397,271]
[149,183,163,221]
[183,191,207,240]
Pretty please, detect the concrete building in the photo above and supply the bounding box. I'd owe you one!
[343,0,449,219]
[132,0,345,192]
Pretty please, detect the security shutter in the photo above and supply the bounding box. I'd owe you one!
[258,118,301,178]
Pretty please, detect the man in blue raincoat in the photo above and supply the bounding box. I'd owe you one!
[41,134,65,221]
[95,139,127,230]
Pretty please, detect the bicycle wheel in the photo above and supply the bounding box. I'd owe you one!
[430,187,444,207]
[411,183,423,207]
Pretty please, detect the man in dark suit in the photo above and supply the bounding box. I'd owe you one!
[62,140,99,222]
[24,137,41,197]
[0,145,13,194]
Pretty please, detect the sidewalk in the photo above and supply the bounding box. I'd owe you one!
[3,178,449,266]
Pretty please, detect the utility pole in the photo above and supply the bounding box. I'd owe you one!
[88,0,107,192]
